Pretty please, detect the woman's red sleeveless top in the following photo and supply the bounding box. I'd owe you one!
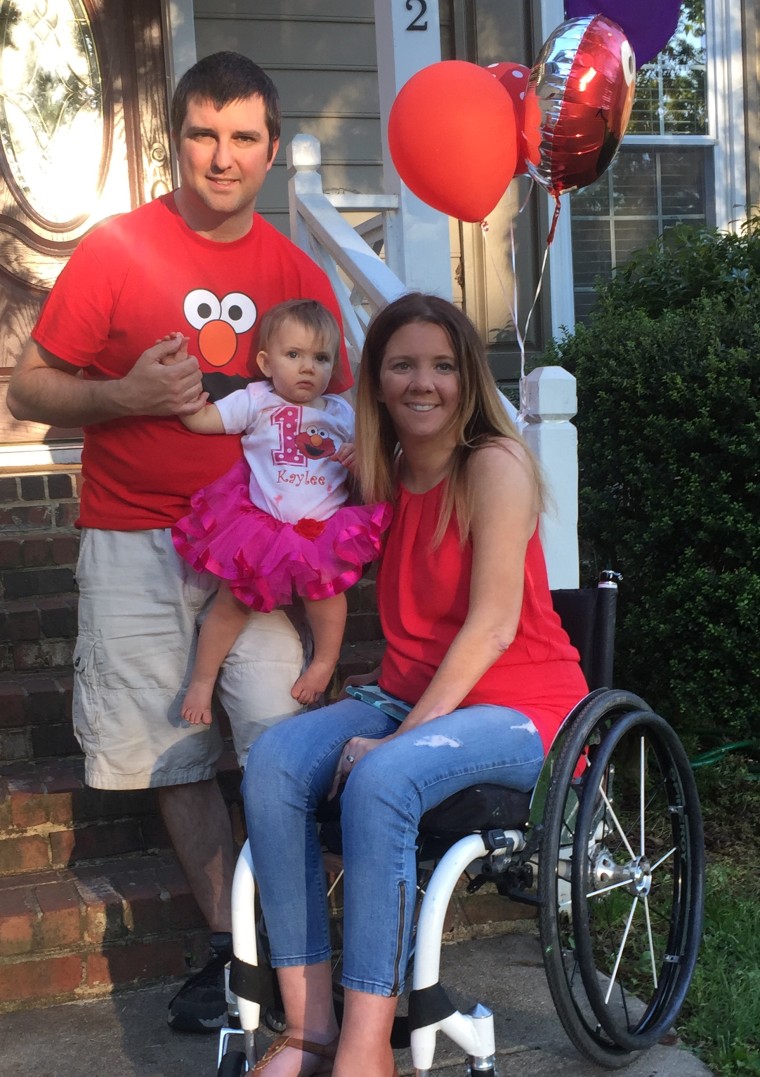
[377,479,589,751]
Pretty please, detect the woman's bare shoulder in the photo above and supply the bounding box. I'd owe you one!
[467,437,532,475]
[467,438,539,515]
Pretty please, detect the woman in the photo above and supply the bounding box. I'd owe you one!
[243,293,588,1076]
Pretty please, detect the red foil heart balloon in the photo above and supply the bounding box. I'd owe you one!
[525,15,636,200]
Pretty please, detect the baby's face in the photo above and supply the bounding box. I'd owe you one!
[259,319,335,405]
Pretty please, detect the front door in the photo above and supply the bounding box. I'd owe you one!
[0,0,172,446]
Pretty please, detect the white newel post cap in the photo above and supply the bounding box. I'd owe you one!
[522,366,577,422]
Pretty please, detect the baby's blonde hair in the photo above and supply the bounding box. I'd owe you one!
[258,298,340,365]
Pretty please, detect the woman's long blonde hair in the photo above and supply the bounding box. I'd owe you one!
[355,293,545,543]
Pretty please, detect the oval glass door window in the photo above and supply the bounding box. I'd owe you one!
[0,0,104,225]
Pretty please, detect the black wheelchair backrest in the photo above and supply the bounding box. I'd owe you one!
[550,572,620,691]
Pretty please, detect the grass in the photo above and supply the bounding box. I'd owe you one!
[677,754,760,1075]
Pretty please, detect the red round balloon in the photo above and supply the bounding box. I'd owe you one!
[486,61,537,175]
[388,61,518,222]
[525,15,636,199]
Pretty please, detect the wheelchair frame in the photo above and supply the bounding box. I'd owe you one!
[216,574,705,1075]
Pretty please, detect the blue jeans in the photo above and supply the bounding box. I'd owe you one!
[244,698,544,996]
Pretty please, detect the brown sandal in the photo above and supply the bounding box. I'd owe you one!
[252,1033,339,1074]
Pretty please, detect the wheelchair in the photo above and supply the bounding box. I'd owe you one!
[215,572,705,1075]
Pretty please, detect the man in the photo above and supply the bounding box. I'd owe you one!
[7,51,351,1033]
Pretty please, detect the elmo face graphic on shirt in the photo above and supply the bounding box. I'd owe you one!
[184,288,257,367]
[294,425,337,460]
[184,288,258,402]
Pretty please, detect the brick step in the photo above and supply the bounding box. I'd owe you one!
[0,668,76,763]
[0,471,81,534]
[0,751,244,1010]
[0,850,209,1012]
[0,525,79,571]
[0,596,78,688]
[0,756,534,1013]
[1,590,78,643]
[0,548,78,603]
[0,753,245,877]
[337,638,385,681]
[0,850,535,1015]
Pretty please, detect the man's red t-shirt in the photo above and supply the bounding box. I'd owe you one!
[33,194,352,530]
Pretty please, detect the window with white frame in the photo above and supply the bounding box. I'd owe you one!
[569,2,711,320]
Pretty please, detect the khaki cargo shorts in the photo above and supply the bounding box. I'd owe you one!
[72,527,305,789]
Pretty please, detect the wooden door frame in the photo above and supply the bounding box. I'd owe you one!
[0,0,179,469]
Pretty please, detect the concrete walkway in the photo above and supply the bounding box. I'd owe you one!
[0,933,713,1076]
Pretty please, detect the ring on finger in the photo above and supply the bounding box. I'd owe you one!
[345,754,355,764]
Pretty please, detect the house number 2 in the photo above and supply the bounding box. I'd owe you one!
[406,0,428,31]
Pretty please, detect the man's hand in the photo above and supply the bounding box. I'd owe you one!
[155,332,189,366]
[117,336,207,417]
[8,335,206,427]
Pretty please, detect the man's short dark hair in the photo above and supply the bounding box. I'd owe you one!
[171,51,281,153]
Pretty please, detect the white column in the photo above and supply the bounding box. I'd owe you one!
[373,0,452,298]
[707,0,748,228]
[537,0,576,337]
[520,367,580,589]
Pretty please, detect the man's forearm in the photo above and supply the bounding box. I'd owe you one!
[8,336,206,426]
[7,364,128,427]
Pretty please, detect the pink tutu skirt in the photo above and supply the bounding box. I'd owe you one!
[172,458,392,611]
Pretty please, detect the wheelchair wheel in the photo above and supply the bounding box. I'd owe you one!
[571,708,704,1052]
[538,692,704,1068]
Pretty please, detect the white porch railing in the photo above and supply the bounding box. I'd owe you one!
[287,134,408,380]
[287,133,579,588]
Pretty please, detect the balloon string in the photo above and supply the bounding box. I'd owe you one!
[513,180,535,410]
[479,209,525,407]
[478,180,536,413]
[546,194,562,246]
[479,221,512,389]
[518,188,560,414]
[479,179,548,417]
[519,241,551,415]
[522,242,551,347]
[509,217,526,382]
[518,178,534,216]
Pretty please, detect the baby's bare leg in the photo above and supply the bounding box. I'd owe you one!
[292,593,348,705]
[183,584,250,724]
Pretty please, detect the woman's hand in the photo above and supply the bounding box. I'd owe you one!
[328,735,390,799]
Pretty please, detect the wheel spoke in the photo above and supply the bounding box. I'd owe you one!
[639,735,646,857]
[585,877,637,900]
[650,846,676,873]
[598,785,636,860]
[326,868,344,898]
[603,895,638,1005]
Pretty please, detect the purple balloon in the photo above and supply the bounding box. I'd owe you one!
[564,0,681,65]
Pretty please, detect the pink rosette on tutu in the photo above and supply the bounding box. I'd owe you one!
[172,458,392,611]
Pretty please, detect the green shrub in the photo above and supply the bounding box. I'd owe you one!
[543,225,760,740]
